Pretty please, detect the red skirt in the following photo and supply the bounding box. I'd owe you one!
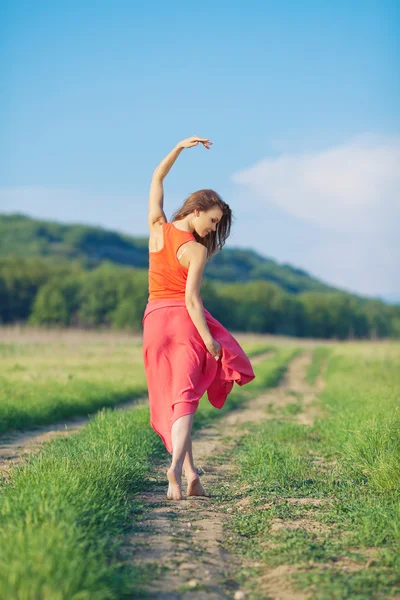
[142,298,255,454]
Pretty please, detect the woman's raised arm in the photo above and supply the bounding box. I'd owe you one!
[148,136,212,228]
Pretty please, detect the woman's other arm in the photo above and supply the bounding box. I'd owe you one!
[148,137,212,228]
[185,243,221,359]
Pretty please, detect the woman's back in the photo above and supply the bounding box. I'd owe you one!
[148,222,196,301]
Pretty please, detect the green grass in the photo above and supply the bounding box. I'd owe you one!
[241,343,276,358]
[0,343,295,599]
[219,342,400,600]
[281,400,303,416]
[316,345,400,492]
[0,341,278,435]
[0,405,165,599]
[192,346,298,431]
[306,346,333,385]
[0,342,149,434]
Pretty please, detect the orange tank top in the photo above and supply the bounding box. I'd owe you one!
[148,222,196,301]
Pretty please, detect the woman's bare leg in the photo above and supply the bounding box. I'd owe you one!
[183,436,206,497]
[167,414,194,500]
[183,439,197,481]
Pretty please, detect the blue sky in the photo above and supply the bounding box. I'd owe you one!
[1,0,399,299]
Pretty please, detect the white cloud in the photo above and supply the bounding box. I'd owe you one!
[232,134,400,234]
[231,135,400,297]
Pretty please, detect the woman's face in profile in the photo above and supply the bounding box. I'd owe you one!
[195,207,223,238]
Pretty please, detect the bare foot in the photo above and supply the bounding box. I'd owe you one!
[167,467,183,500]
[186,476,206,497]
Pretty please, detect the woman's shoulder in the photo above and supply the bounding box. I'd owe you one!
[185,240,207,260]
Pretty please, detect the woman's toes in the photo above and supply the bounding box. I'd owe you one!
[167,484,183,500]
[167,468,183,500]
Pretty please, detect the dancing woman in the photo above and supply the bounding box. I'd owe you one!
[142,136,255,500]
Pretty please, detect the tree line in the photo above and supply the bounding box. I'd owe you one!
[1,256,399,339]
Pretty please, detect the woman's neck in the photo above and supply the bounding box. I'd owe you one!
[172,218,194,233]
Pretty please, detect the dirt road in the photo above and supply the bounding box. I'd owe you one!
[125,351,325,599]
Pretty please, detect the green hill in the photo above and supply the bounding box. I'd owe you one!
[0,212,336,294]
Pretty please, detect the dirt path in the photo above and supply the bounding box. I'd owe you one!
[0,350,273,479]
[124,351,325,599]
[0,398,144,478]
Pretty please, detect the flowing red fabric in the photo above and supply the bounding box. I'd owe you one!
[142,298,255,454]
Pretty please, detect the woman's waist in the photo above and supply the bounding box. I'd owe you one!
[143,296,204,321]
[148,275,187,297]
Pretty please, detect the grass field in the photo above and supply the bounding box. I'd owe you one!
[222,342,400,599]
[0,334,274,434]
[0,331,398,599]
[0,341,291,599]
[0,341,148,434]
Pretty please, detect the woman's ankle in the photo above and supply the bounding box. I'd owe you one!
[168,463,183,474]
[184,467,199,481]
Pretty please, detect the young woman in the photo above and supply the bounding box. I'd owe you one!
[142,135,255,501]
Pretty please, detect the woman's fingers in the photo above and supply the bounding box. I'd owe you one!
[193,136,212,145]
[183,136,213,149]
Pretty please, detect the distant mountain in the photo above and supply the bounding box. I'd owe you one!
[379,294,400,305]
[0,213,149,268]
[0,213,338,295]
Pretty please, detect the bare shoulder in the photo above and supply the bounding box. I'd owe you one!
[185,241,207,267]
[186,241,207,258]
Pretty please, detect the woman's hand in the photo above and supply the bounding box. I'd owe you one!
[205,337,222,360]
[178,136,213,150]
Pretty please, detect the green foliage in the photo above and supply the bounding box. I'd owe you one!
[218,281,307,335]
[0,213,149,267]
[0,213,334,291]
[0,255,82,324]
[1,254,399,338]
[29,276,81,326]
[1,214,399,339]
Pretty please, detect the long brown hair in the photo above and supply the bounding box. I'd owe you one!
[170,189,232,259]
